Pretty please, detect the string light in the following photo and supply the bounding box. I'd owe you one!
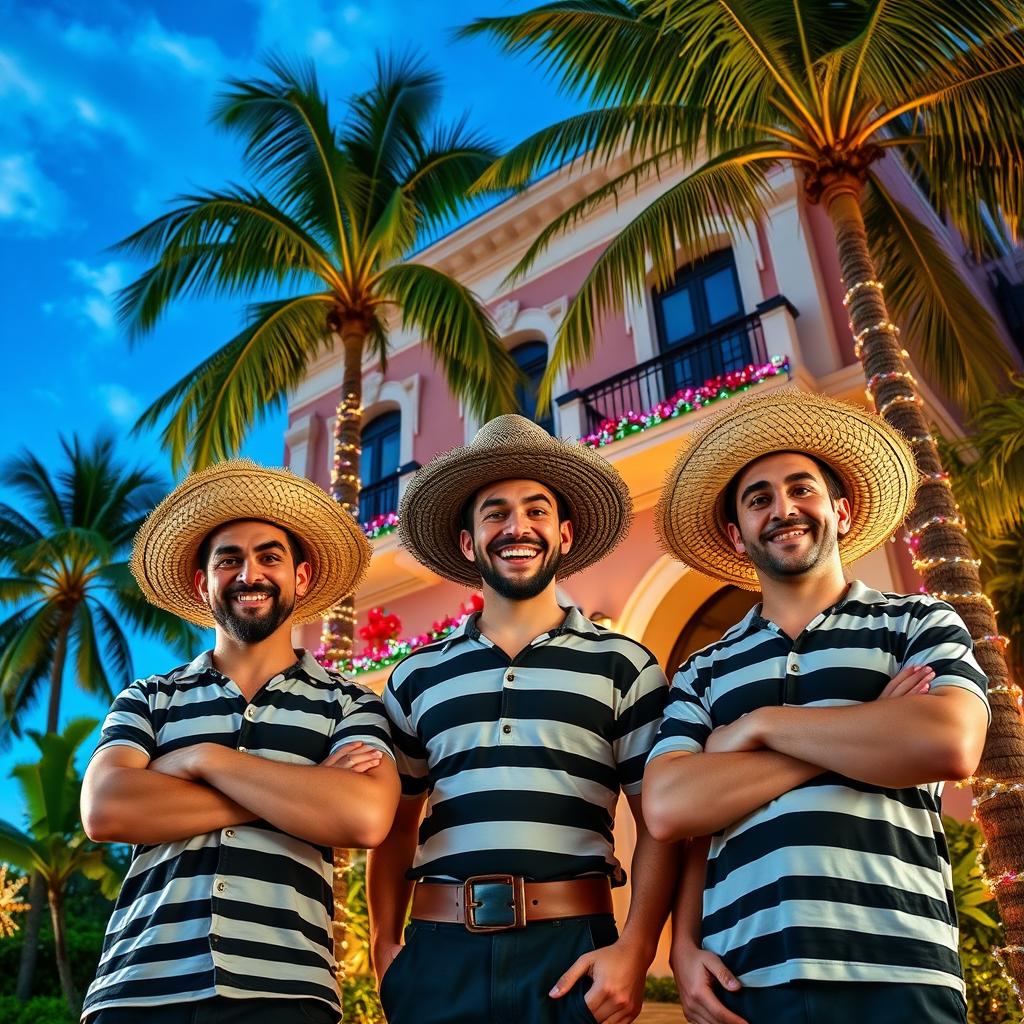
[906,513,969,539]
[866,369,917,393]
[912,555,983,572]
[992,946,1023,1010]
[852,319,900,356]
[929,590,996,610]
[842,279,884,306]
[877,393,924,417]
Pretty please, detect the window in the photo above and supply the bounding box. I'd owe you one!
[359,411,400,523]
[511,340,553,434]
[667,586,759,678]
[653,250,747,393]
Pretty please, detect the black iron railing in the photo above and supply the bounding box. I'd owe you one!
[359,471,400,524]
[570,313,767,435]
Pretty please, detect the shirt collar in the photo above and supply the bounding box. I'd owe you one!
[441,604,595,653]
[174,648,324,684]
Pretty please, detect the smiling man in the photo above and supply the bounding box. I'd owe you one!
[368,415,675,1024]
[643,390,990,1024]
[80,460,399,1024]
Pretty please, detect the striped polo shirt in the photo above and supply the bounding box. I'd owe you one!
[82,650,393,1020]
[384,606,668,883]
[648,581,989,993]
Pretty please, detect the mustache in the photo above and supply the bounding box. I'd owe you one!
[487,538,547,555]
[760,517,816,544]
[225,581,280,597]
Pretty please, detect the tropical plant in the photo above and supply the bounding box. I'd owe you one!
[464,0,1024,981]
[0,434,197,999]
[0,719,122,1015]
[114,53,521,663]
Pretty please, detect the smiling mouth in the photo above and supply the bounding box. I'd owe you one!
[494,546,543,563]
[765,527,810,544]
[232,592,272,605]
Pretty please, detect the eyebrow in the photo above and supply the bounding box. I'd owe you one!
[212,539,288,557]
[739,472,818,505]
[478,493,553,512]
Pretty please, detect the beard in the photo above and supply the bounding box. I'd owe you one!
[209,581,295,643]
[743,515,839,580]
[475,538,562,600]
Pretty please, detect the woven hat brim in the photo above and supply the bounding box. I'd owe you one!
[656,388,919,589]
[398,432,633,586]
[131,460,372,627]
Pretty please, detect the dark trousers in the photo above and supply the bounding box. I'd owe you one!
[90,994,339,1024]
[379,914,618,1024]
[719,979,967,1023]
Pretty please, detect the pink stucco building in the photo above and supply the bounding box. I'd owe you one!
[285,154,1022,973]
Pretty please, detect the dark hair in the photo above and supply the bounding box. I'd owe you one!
[196,519,307,572]
[459,483,571,534]
[723,452,846,527]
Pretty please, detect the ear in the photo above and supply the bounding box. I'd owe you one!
[459,528,476,562]
[725,522,746,555]
[835,496,853,537]
[294,560,312,598]
[559,518,573,555]
[195,568,211,605]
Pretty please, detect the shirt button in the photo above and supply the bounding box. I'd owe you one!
[244,706,256,720]
[506,672,515,682]
[238,746,247,753]
[502,724,512,735]
[215,880,226,893]
[790,663,800,673]
[210,933,219,947]
[224,829,235,839]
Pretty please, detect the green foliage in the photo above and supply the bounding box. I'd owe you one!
[0,995,74,1024]
[465,0,1022,412]
[0,922,107,1001]
[944,815,1020,1024]
[342,974,384,1024]
[118,53,520,472]
[644,974,679,1002]
[0,436,199,742]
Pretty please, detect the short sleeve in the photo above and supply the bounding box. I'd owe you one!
[329,681,395,760]
[382,667,430,799]
[903,600,990,722]
[92,680,157,761]
[611,658,669,794]
[647,658,714,764]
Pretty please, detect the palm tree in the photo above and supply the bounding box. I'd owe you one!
[0,434,197,999]
[0,718,122,1014]
[115,54,521,664]
[464,0,1024,978]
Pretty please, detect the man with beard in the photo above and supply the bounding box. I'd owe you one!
[80,460,399,1024]
[643,390,989,1024]
[367,415,676,1024]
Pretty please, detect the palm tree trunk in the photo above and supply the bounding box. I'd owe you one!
[14,872,45,1000]
[823,176,1024,987]
[45,614,71,733]
[48,884,79,1015]
[321,318,368,998]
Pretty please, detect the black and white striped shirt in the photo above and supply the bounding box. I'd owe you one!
[384,607,668,884]
[82,650,393,1020]
[648,581,989,993]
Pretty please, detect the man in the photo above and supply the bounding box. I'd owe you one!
[643,389,990,1024]
[368,414,676,1024]
[80,460,400,1023]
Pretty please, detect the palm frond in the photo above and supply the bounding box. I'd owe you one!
[0,603,60,730]
[1,451,64,531]
[0,504,43,555]
[135,294,335,471]
[862,175,1016,413]
[71,601,114,704]
[377,262,521,420]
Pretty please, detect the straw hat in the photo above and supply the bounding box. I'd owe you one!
[398,415,632,586]
[131,459,372,627]
[657,388,919,589]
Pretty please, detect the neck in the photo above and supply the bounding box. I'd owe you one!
[211,624,299,699]
[757,561,850,638]
[476,582,567,658]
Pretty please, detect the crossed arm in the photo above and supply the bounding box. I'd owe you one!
[82,740,400,849]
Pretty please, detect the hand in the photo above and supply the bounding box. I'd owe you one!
[671,946,747,1024]
[372,940,403,986]
[878,663,934,699]
[704,712,764,755]
[322,741,384,773]
[149,743,219,781]
[549,938,647,1024]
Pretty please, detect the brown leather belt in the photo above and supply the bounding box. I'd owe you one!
[411,875,613,932]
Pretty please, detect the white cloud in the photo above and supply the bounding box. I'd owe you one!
[0,50,43,105]
[251,0,381,66]
[68,259,128,334]
[97,384,140,424]
[30,387,62,407]
[0,152,67,236]
[132,19,230,79]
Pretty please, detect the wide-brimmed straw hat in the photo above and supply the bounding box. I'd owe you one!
[657,388,919,589]
[399,414,632,586]
[131,459,372,627]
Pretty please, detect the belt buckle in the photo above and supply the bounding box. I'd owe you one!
[462,874,526,933]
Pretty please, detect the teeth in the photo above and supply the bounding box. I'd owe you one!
[771,529,807,542]
[499,548,539,559]
[236,593,268,602]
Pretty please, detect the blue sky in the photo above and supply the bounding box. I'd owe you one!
[0,0,580,819]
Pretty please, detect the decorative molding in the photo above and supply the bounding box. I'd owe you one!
[494,299,520,332]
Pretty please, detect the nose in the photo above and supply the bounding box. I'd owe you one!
[769,491,800,520]
[502,508,532,537]
[236,557,265,584]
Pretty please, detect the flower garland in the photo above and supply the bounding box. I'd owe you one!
[315,594,484,676]
[580,356,790,449]
[362,511,399,539]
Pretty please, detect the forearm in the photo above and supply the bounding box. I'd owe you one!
[199,748,399,848]
[671,835,711,959]
[367,801,422,948]
[757,697,982,787]
[644,750,822,840]
[82,766,255,845]
[618,822,680,960]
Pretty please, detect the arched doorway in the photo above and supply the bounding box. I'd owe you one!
[666,585,760,676]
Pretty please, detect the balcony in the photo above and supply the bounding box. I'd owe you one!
[359,471,400,526]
